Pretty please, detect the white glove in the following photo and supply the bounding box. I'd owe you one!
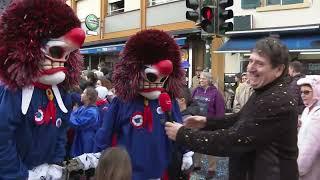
[28,163,49,180]
[181,151,194,171]
[76,152,101,170]
[46,164,65,180]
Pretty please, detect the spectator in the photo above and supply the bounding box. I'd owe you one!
[167,86,200,180]
[165,37,299,180]
[288,61,306,114]
[192,71,225,117]
[234,73,242,88]
[191,71,225,179]
[192,66,203,89]
[95,147,132,180]
[86,71,98,88]
[69,87,100,157]
[233,72,254,113]
[177,86,200,118]
[297,75,320,180]
[97,76,115,101]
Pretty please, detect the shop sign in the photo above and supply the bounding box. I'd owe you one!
[85,14,99,31]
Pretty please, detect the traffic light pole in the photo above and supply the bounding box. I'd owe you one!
[203,35,213,70]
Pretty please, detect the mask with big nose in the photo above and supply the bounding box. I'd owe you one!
[139,59,173,100]
[38,28,85,85]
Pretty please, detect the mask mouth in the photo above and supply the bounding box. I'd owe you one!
[40,67,67,75]
[139,78,167,92]
[140,87,165,93]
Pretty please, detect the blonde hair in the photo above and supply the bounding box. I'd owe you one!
[95,147,132,180]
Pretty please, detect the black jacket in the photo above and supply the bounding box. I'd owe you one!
[288,73,305,114]
[176,77,299,180]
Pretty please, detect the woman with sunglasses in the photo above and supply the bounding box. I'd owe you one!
[297,75,320,180]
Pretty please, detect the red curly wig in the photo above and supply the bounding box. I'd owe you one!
[113,29,185,101]
[0,0,83,89]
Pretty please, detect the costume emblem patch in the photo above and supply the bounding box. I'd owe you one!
[157,107,164,114]
[56,118,62,128]
[130,112,143,128]
[34,109,44,125]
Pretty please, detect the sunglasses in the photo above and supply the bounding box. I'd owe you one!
[301,90,312,95]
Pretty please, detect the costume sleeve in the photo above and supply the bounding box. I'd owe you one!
[51,94,72,164]
[176,96,297,157]
[69,106,99,129]
[95,98,120,151]
[297,113,320,176]
[0,88,28,179]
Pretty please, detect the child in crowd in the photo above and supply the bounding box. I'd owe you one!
[95,147,132,180]
[69,87,100,157]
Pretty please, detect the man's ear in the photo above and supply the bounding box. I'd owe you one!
[275,64,285,78]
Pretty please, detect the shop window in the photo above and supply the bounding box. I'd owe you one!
[108,0,124,15]
[148,0,180,7]
[266,0,303,5]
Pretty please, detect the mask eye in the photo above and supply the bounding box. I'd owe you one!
[49,46,65,59]
[146,73,158,82]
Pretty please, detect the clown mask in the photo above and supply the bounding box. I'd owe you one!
[38,28,85,86]
[139,59,173,100]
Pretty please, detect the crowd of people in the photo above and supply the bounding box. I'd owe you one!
[0,1,319,179]
[65,36,320,180]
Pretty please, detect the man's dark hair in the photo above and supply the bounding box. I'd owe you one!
[86,71,98,87]
[253,36,289,75]
[289,61,304,73]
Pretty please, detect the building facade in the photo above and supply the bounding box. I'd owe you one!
[219,0,320,75]
[66,0,225,90]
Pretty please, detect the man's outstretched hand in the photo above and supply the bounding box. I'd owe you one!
[183,115,207,129]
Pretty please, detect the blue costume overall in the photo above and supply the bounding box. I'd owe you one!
[70,105,100,157]
[0,86,71,179]
[95,96,183,180]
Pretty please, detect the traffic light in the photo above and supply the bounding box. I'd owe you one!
[217,0,234,34]
[186,0,200,23]
[199,6,214,33]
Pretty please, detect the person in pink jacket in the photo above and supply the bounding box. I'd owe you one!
[297,75,320,180]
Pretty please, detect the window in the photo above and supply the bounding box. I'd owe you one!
[108,0,124,15]
[242,0,305,9]
[266,0,303,5]
[241,0,261,9]
[148,0,180,7]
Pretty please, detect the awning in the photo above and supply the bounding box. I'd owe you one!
[216,34,320,53]
[80,44,124,55]
[80,37,187,55]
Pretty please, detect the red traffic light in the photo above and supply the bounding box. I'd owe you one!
[201,7,213,21]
